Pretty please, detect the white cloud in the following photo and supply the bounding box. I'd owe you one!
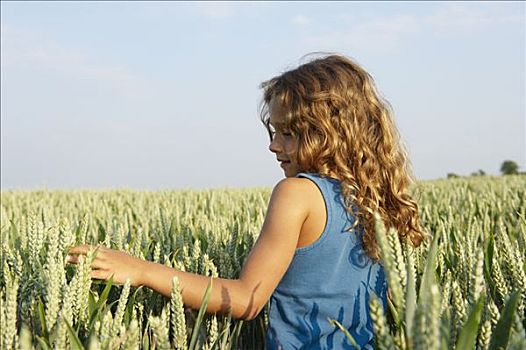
[300,3,523,54]
[291,14,311,26]
[422,2,523,36]
[193,2,236,19]
[1,25,142,97]
[302,14,419,54]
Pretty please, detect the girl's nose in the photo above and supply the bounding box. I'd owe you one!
[269,138,281,154]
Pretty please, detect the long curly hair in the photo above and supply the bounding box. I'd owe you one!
[258,53,425,261]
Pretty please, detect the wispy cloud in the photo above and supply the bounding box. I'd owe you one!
[193,2,237,19]
[300,3,523,54]
[423,2,523,36]
[291,14,311,26]
[1,24,143,97]
[302,14,418,54]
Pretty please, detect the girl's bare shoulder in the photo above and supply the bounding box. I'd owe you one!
[272,177,320,198]
[270,177,323,213]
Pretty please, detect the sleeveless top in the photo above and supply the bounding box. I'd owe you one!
[265,173,388,350]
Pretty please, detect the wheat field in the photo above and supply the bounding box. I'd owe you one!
[1,175,525,349]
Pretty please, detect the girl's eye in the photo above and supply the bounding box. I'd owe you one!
[268,124,292,138]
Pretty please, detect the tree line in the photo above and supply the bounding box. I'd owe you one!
[447,160,524,179]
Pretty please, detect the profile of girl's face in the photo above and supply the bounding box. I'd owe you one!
[267,97,300,177]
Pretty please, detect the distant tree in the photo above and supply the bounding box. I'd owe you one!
[500,160,519,175]
[469,169,486,177]
[447,173,460,179]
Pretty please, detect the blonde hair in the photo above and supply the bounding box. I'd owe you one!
[259,53,425,261]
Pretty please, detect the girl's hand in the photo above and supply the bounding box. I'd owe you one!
[67,245,149,287]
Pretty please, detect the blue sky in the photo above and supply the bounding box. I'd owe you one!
[1,1,524,190]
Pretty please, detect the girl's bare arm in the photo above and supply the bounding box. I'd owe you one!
[68,177,314,320]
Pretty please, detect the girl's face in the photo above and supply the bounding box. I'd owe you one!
[268,97,300,177]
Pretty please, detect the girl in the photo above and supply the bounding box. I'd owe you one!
[68,53,425,349]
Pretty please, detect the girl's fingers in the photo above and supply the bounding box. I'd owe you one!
[68,244,93,255]
[67,247,107,268]
[91,269,113,280]
[89,258,108,270]
[68,245,105,259]
[71,244,106,254]
[66,254,108,270]
[66,254,79,264]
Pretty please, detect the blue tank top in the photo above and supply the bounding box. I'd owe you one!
[265,173,388,350]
